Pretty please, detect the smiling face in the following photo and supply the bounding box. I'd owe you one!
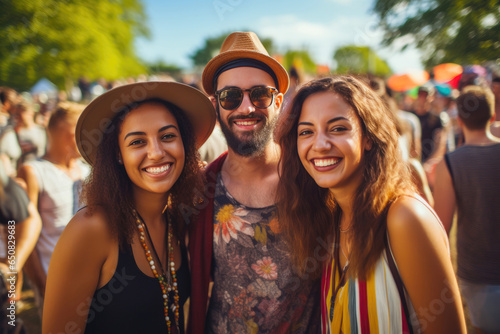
[118,102,185,197]
[297,92,371,194]
[215,67,282,156]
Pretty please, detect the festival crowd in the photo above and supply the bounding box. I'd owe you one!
[1,31,499,334]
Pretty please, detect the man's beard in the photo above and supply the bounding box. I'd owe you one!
[217,106,277,157]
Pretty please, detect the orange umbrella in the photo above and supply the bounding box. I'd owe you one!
[387,70,430,92]
[433,63,463,83]
[316,65,330,75]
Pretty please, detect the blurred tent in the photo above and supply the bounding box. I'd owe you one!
[31,78,58,97]
[387,69,429,92]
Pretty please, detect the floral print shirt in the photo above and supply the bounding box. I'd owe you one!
[206,174,321,334]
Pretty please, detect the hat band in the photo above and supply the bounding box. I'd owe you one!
[212,58,279,93]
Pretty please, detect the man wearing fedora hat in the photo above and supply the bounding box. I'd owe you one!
[188,32,321,334]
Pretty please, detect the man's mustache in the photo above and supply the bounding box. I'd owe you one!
[228,113,266,122]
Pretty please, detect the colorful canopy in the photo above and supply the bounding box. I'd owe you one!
[433,63,463,83]
[387,70,430,92]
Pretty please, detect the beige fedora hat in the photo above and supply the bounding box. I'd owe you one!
[202,31,289,95]
[76,81,216,165]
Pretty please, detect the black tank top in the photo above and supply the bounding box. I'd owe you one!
[84,243,190,333]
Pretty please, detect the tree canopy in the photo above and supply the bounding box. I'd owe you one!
[147,60,183,77]
[333,46,392,76]
[282,50,317,75]
[0,0,148,91]
[373,0,500,67]
[190,32,275,67]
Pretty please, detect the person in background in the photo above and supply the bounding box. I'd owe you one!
[78,77,91,102]
[490,77,500,137]
[432,88,455,152]
[198,118,227,164]
[17,102,90,313]
[276,76,465,333]
[283,66,301,108]
[13,99,47,163]
[410,84,449,188]
[0,154,42,303]
[0,87,21,174]
[369,77,433,205]
[0,87,18,127]
[458,65,488,92]
[434,85,500,334]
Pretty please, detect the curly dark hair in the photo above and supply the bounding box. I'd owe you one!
[82,98,204,246]
[276,76,416,279]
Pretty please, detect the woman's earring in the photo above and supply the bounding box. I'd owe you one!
[118,159,122,164]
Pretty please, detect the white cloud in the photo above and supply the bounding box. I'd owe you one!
[255,14,423,73]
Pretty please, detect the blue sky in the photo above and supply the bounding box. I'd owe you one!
[135,0,423,74]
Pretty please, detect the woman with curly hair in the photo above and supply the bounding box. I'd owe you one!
[42,82,215,334]
[276,76,465,333]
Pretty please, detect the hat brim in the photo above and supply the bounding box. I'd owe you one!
[202,50,289,95]
[76,81,216,166]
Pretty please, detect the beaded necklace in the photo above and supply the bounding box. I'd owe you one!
[133,210,180,333]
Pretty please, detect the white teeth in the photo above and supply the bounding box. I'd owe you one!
[145,165,170,174]
[314,158,340,167]
[235,120,257,126]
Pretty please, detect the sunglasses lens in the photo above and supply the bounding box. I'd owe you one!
[219,88,243,110]
[251,87,274,108]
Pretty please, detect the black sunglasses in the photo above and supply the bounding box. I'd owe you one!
[215,86,278,110]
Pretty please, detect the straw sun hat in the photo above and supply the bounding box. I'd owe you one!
[202,31,290,95]
[76,81,216,165]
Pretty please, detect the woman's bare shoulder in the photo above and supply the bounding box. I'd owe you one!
[386,195,448,254]
[61,206,117,251]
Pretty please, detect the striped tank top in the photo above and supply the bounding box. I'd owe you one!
[321,236,420,334]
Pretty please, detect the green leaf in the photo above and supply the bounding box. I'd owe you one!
[0,0,149,91]
[333,46,392,76]
[372,0,500,66]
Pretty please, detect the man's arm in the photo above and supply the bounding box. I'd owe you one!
[9,177,42,270]
[17,165,47,293]
[433,159,456,234]
[423,120,450,188]
[10,202,42,274]
[427,112,451,163]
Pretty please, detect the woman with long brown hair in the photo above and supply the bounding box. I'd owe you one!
[42,82,215,334]
[276,76,465,333]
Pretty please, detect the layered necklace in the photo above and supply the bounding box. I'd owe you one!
[133,209,180,333]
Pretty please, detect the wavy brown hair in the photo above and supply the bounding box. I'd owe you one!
[276,76,415,279]
[82,99,203,247]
